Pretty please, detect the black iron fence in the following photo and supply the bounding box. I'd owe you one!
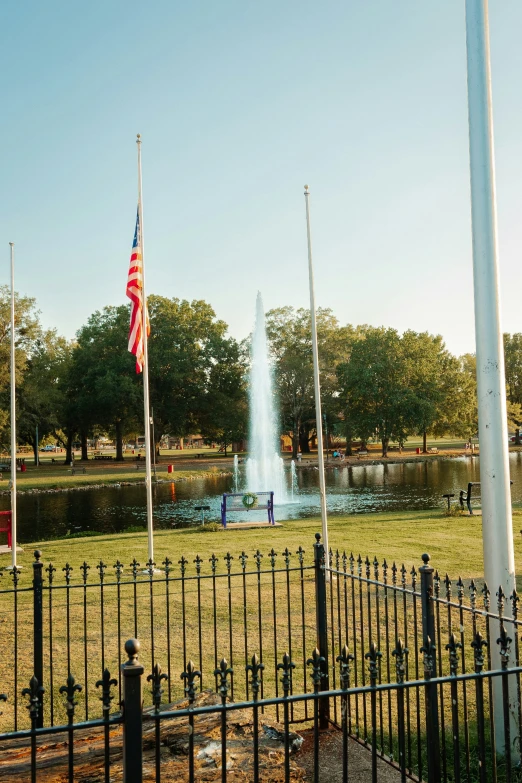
[0,533,521,782]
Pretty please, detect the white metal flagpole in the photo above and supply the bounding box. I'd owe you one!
[136,134,155,566]
[9,242,17,569]
[465,0,516,754]
[304,186,330,569]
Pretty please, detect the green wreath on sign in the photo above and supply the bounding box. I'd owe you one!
[242,492,258,510]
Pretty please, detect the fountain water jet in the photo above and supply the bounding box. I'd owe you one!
[246,293,288,502]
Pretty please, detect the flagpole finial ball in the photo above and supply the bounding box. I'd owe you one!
[137,133,141,141]
[304,185,309,193]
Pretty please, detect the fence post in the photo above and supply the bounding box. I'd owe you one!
[314,532,330,728]
[419,553,441,783]
[122,638,144,783]
[33,550,44,728]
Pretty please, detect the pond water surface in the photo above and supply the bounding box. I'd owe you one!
[3,453,522,543]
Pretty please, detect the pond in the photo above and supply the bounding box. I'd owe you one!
[4,453,522,543]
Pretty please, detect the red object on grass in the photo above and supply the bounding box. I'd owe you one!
[0,511,12,548]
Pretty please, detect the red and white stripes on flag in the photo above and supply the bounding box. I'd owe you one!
[126,209,149,373]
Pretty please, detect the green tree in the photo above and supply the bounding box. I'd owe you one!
[0,286,42,452]
[72,306,142,460]
[17,331,72,463]
[504,333,522,444]
[265,306,355,459]
[337,328,426,457]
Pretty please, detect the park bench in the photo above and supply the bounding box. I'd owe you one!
[429,447,439,454]
[0,463,10,472]
[93,454,114,460]
[453,480,513,514]
[69,467,87,475]
[221,492,275,528]
[357,449,368,458]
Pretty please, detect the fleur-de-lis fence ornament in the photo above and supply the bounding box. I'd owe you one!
[59,673,82,720]
[80,561,90,583]
[421,636,436,677]
[349,552,355,575]
[223,553,233,574]
[147,664,168,711]
[268,548,277,569]
[96,669,118,715]
[215,658,233,701]
[296,546,305,566]
[373,556,379,581]
[445,574,452,602]
[307,648,325,690]
[181,660,201,704]
[434,570,441,599]
[97,560,107,582]
[392,639,408,683]
[277,653,295,697]
[511,588,519,621]
[400,563,407,589]
[457,576,465,603]
[246,654,264,699]
[240,551,248,571]
[341,550,348,574]
[482,581,490,612]
[497,627,512,668]
[365,642,382,685]
[391,561,397,586]
[146,558,156,577]
[254,549,264,569]
[410,565,417,591]
[63,562,73,585]
[22,676,44,722]
[163,555,172,576]
[282,547,291,568]
[178,555,188,577]
[382,558,388,583]
[365,556,371,580]
[46,561,56,585]
[337,644,354,690]
[130,558,140,580]
[446,633,462,677]
[113,559,123,581]
[471,631,488,673]
[357,554,363,578]
[497,585,505,619]
[209,553,218,574]
[469,578,477,611]
[193,554,202,576]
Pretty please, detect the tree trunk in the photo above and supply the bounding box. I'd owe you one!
[115,421,124,461]
[516,427,521,446]
[81,431,88,461]
[299,427,311,454]
[422,430,427,454]
[292,418,301,460]
[65,431,73,464]
[224,443,227,456]
[381,437,389,458]
[32,440,38,466]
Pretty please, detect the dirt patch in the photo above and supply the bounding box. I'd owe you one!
[297,728,402,783]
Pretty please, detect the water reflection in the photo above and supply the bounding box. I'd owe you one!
[1,455,521,542]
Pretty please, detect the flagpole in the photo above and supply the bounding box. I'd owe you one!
[9,242,17,569]
[464,0,516,754]
[304,186,329,571]
[136,134,155,566]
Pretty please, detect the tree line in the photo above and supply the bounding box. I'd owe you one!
[0,287,520,462]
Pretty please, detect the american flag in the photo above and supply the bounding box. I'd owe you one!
[126,209,149,373]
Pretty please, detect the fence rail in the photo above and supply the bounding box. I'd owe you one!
[0,533,521,782]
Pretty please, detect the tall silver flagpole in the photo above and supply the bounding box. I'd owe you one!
[136,134,155,566]
[9,242,17,569]
[304,186,329,569]
[465,0,516,754]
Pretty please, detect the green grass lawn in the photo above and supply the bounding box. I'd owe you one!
[4,507,522,579]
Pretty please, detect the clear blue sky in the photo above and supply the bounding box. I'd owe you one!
[1,1,521,356]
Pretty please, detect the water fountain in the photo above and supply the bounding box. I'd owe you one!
[246,293,289,502]
[290,460,298,502]
[233,454,239,493]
